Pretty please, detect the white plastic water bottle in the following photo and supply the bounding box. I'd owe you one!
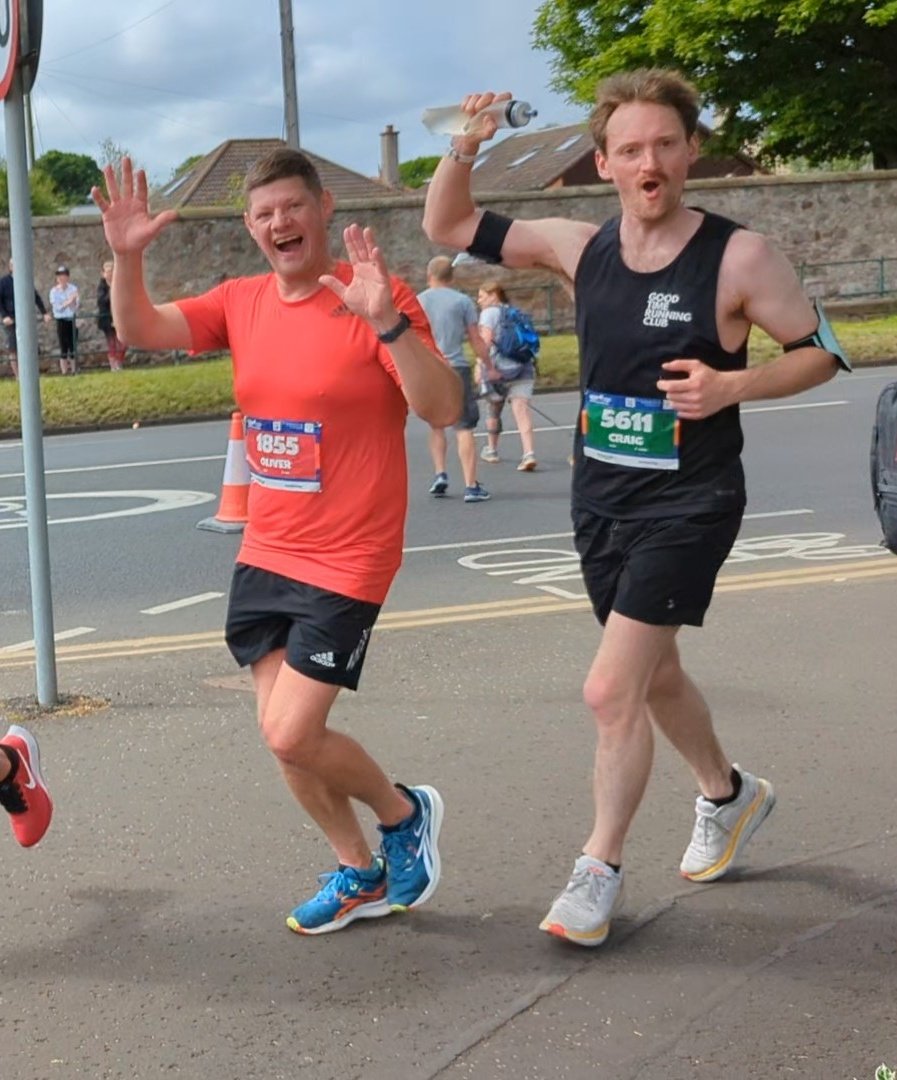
[421,100,538,137]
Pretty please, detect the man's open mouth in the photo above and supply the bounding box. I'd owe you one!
[274,235,303,252]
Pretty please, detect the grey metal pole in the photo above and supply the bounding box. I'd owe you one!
[23,89,33,169]
[4,63,58,705]
[278,0,300,149]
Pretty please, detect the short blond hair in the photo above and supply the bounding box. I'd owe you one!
[427,256,453,283]
[589,68,700,153]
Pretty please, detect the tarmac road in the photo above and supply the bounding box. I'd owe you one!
[1,368,896,1079]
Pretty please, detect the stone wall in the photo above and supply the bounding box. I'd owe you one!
[3,169,896,367]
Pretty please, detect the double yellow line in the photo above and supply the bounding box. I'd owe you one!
[0,557,894,668]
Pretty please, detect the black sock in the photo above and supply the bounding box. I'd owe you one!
[708,767,742,807]
[0,744,18,783]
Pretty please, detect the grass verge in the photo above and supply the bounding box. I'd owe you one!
[0,316,894,436]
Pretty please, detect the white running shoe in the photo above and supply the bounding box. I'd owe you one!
[539,855,624,947]
[679,765,776,882]
[480,445,500,464]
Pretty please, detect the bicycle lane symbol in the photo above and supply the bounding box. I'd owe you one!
[456,532,889,600]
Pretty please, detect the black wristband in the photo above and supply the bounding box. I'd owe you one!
[377,311,411,343]
[466,210,513,265]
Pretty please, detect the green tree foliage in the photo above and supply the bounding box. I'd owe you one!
[169,154,204,181]
[0,161,62,217]
[33,150,102,206]
[533,0,897,168]
[398,155,442,189]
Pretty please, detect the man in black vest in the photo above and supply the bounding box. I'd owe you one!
[423,69,847,947]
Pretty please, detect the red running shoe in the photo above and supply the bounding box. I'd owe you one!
[0,725,53,847]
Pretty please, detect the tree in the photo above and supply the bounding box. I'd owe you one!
[533,0,897,169]
[33,150,102,207]
[169,154,204,181]
[398,155,442,189]
[98,137,134,171]
[0,161,61,217]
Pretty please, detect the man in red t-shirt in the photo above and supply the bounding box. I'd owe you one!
[92,149,461,936]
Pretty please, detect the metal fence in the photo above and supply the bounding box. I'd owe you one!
[493,258,897,337]
[798,258,897,301]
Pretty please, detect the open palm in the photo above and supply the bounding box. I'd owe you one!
[320,224,395,326]
[91,157,178,256]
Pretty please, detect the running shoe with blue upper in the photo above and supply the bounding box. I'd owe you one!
[428,472,449,496]
[378,784,444,911]
[286,855,390,935]
[464,483,491,503]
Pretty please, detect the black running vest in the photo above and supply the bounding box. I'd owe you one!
[572,210,748,518]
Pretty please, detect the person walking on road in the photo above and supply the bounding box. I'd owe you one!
[476,281,539,471]
[423,69,849,947]
[418,255,495,502]
[92,149,461,936]
[0,724,53,847]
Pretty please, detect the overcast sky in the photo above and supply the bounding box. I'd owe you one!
[10,0,591,189]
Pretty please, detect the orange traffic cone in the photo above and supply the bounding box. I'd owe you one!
[196,412,251,533]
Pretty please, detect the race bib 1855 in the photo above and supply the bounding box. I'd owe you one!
[244,417,322,491]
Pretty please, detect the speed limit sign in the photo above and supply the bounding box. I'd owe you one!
[0,0,19,100]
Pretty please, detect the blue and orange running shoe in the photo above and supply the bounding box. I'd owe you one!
[286,855,390,935]
[379,784,444,912]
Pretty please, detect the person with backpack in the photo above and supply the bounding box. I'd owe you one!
[477,281,540,471]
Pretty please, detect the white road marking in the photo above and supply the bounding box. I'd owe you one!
[0,455,224,481]
[742,400,848,414]
[141,592,225,615]
[403,509,813,554]
[0,490,214,530]
[0,626,95,653]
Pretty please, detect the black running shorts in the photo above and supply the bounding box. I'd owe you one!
[224,564,381,691]
[573,509,743,627]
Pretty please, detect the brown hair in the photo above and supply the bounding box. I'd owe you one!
[243,147,323,203]
[427,255,454,283]
[589,68,700,153]
[479,280,509,304]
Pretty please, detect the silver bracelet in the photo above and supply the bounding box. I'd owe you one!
[446,145,477,165]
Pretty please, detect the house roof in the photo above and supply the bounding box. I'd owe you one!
[469,121,764,194]
[469,124,595,194]
[152,138,398,210]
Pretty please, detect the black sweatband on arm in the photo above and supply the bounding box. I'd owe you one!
[466,210,513,265]
[783,299,852,372]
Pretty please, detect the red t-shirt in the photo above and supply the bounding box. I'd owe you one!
[176,264,435,604]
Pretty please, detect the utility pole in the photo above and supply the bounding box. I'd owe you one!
[278,0,300,149]
[23,90,33,169]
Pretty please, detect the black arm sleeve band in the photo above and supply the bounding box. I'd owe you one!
[466,210,514,265]
[783,299,851,372]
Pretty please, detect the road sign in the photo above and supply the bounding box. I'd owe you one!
[19,0,40,94]
[0,0,19,100]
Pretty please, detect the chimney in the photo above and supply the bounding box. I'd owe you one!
[379,124,400,188]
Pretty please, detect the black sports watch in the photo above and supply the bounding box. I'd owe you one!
[377,312,411,343]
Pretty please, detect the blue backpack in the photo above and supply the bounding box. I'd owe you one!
[494,304,540,373]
